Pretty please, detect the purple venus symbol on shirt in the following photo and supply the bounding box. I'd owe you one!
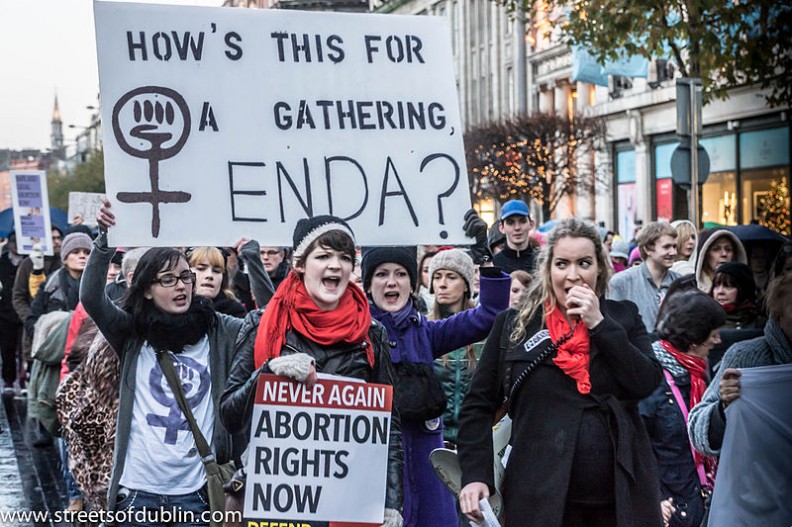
[147,354,211,445]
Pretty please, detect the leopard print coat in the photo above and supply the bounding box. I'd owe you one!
[56,320,120,510]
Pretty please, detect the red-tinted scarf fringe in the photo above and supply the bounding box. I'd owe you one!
[545,303,592,394]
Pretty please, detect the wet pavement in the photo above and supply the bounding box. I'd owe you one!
[1,391,67,527]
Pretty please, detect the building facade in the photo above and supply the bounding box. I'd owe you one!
[372,0,790,233]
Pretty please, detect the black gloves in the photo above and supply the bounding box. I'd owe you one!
[463,209,492,265]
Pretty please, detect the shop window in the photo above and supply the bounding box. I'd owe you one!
[474,196,497,228]
[741,167,788,224]
[740,127,789,170]
[654,142,677,221]
[702,171,737,226]
[700,135,738,226]
[616,149,636,239]
[737,127,789,227]
[701,135,736,173]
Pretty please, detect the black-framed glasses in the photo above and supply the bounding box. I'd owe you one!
[153,271,196,288]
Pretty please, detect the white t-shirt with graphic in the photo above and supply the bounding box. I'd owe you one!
[119,336,214,494]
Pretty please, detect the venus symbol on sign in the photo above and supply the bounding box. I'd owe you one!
[111,86,192,237]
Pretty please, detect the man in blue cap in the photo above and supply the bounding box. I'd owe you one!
[493,199,535,273]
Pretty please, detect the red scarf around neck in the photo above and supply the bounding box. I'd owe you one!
[660,339,718,487]
[253,271,373,368]
[546,303,592,394]
[660,340,707,409]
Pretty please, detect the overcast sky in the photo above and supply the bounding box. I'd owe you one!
[0,0,222,152]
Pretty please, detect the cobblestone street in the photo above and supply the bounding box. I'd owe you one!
[1,392,67,527]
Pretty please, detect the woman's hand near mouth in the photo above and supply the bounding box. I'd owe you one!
[565,284,604,329]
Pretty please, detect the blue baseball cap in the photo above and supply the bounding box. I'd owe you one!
[500,200,530,220]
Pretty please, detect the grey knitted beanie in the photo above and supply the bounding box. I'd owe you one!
[428,248,475,294]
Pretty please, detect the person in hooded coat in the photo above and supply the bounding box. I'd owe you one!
[694,229,747,293]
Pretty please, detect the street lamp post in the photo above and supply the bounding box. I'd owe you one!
[674,78,706,228]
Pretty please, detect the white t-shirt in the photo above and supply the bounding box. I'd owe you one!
[119,336,214,494]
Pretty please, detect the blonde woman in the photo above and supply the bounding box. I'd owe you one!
[670,220,697,276]
[186,246,246,317]
[457,218,663,527]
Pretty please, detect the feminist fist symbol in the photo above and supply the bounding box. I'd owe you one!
[112,86,192,237]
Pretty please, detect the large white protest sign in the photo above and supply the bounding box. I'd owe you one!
[94,2,471,248]
[9,170,54,255]
[68,192,105,227]
[245,374,393,525]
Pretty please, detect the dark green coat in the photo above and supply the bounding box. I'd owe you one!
[434,341,484,444]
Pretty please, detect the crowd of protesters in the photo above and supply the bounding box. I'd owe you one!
[0,196,790,527]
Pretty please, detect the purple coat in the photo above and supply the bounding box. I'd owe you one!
[372,274,511,527]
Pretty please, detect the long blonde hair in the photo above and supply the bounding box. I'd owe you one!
[511,218,612,343]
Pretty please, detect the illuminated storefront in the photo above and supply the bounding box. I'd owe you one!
[650,123,789,227]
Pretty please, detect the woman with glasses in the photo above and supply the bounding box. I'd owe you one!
[80,199,244,526]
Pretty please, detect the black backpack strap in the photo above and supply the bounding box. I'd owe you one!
[502,316,578,413]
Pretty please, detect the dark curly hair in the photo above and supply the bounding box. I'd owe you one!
[656,290,727,352]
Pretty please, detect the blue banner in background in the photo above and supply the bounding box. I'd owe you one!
[602,52,649,78]
[571,47,649,86]
[571,47,609,86]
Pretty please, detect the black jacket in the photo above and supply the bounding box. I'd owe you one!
[492,244,535,274]
[640,375,706,527]
[212,294,246,318]
[457,300,663,527]
[25,268,80,336]
[0,250,21,324]
[220,310,404,512]
[269,260,291,291]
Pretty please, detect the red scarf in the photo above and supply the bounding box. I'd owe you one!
[660,340,707,409]
[660,339,718,488]
[546,303,591,394]
[253,271,373,368]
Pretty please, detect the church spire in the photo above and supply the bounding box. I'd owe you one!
[52,93,62,122]
[51,92,64,160]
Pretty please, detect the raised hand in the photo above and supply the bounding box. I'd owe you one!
[96,196,116,230]
[463,209,491,265]
[719,368,741,407]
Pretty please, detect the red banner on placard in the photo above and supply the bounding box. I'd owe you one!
[255,374,392,412]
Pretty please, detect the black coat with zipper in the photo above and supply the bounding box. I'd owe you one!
[492,244,535,274]
[220,309,404,512]
[457,299,663,527]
